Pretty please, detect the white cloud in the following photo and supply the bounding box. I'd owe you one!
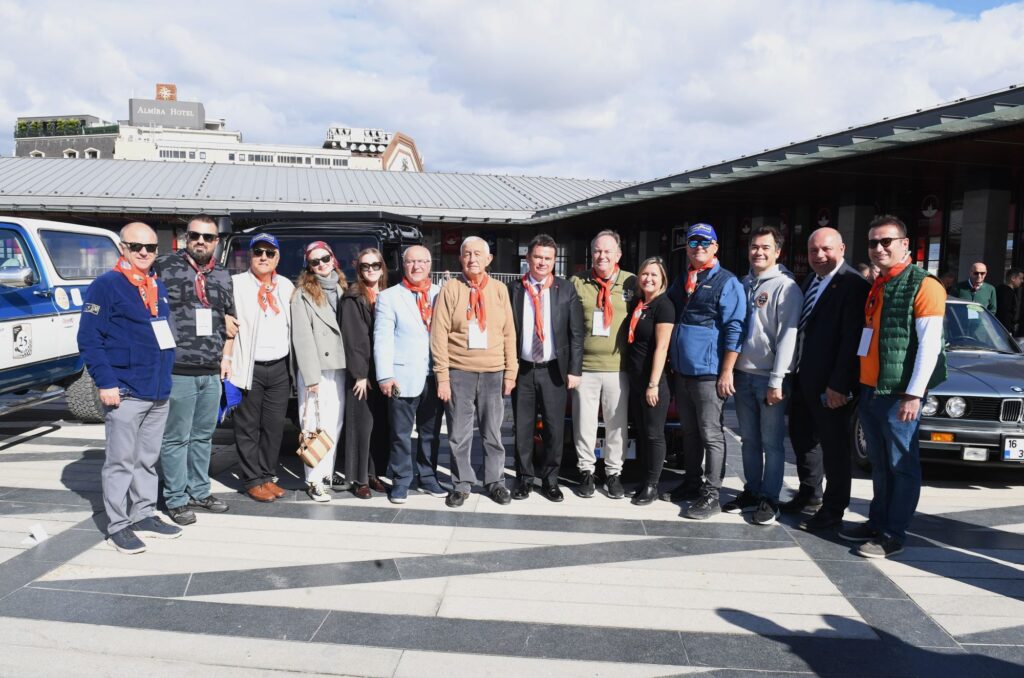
[1,0,1022,181]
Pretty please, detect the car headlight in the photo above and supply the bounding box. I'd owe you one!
[945,396,967,418]
[921,395,939,417]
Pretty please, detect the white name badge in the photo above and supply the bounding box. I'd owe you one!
[468,323,488,349]
[592,310,611,337]
[152,319,177,350]
[857,328,873,357]
[195,307,213,336]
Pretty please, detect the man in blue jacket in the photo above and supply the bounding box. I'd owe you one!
[660,223,746,519]
[78,222,180,554]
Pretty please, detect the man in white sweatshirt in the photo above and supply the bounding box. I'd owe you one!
[726,225,803,525]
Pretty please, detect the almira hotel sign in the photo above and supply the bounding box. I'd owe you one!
[128,98,206,130]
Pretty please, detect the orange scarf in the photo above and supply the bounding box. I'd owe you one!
[256,274,280,315]
[593,266,619,329]
[522,274,553,341]
[464,273,489,331]
[686,257,718,296]
[114,257,158,316]
[365,285,378,308]
[402,277,433,330]
[865,257,911,324]
[628,300,649,344]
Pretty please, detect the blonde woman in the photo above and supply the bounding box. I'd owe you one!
[625,257,674,505]
[290,241,347,502]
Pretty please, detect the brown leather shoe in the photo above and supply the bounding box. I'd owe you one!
[352,483,372,499]
[368,476,387,493]
[246,484,276,502]
[264,481,286,498]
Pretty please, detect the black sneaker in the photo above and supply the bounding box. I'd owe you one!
[132,515,182,540]
[838,522,880,543]
[684,487,720,520]
[606,474,625,499]
[189,495,229,513]
[799,509,843,532]
[107,527,146,554]
[857,536,904,559]
[489,484,512,505]
[330,472,351,492]
[752,498,780,526]
[578,471,596,498]
[445,490,468,508]
[659,481,702,503]
[167,505,196,526]
[780,491,823,514]
[722,490,759,514]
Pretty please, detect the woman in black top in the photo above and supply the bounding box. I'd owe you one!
[340,248,390,498]
[625,257,675,505]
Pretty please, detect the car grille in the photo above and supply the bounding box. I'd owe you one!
[1001,399,1023,423]
[931,397,1003,421]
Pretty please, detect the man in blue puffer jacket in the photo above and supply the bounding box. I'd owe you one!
[78,221,180,554]
[660,223,746,520]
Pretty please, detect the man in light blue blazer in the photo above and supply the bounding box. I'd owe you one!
[375,245,448,503]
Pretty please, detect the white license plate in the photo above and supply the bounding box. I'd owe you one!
[595,438,637,460]
[1002,437,1024,461]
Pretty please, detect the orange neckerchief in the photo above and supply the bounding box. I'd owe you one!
[464,273,489,331]
[114,257,158,317]
[865,256,912,324]
[686,257,718,296]
[364,284,378,308]
[522,274,553,341]
[402,277,433,330]
[255,273,280,315]
[628,299,650,344]
[593,266,619,329]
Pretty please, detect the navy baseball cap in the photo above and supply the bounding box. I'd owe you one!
[249,233,280,249]
[686,223,718,242]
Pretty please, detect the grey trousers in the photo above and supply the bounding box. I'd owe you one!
[103,397,169,535]
[446,369,506,493]
[674,375,727,492]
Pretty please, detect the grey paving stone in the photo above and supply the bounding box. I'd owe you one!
[433,511,645,536]
[920,504,1024,530]
[847,598,958,649]
[214,495,400,524]
[0,516,103,598]
[0,501,94,516]
[954,624,1024,646]
[30,572,191,598]
[783,528,863,562]
[960,643,1024,675]
[643,520,793,543]
[813,559,908,600]
[0,449,105,462]
[910,527,1024,551]
[682,631,875,674]
[185,558,403,596]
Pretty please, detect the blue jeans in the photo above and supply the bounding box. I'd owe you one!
[858,386,922,543]
[734,371,788,502]
[387,376,445,491]
[159,374,221,509]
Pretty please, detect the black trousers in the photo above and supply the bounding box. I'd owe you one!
[788,376,855,515]
[344,376,390,485]
[512,361,566,486]
[234,358,290,490]
[629,374,670,484]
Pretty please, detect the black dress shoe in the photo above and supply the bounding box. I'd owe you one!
[541,484,564,502]
[489,484,512,505]
[446,491,468,508]
[799,509,843,532]
[659,481,702,503]
[631,483,659,506]
[512,480,533,500]
[780,492,823,514]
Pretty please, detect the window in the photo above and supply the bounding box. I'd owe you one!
[225,234,379,281]
[275,155,305,164]
[39,230,119,279]
[29,150,44,158]
[63,149,78,158]
[199,151,206,160]
[159,150,187,159]
[0,228,37,287]
[188,151,195,160]
[228,153,236,161]
[238,154,245,161]
[249,154,272,163]
[84,148,99,159]
[332,158,348,167]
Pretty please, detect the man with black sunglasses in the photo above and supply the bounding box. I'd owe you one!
[153,214,236,525]
[954,261,997,314]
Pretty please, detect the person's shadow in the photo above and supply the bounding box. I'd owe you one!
[58,451,109,533]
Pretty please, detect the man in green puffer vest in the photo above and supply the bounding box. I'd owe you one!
[839,215,946,559]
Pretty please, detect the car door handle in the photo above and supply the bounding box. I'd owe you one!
[33,289,52,298]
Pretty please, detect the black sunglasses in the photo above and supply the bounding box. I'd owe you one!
[187,231,217,243]
[359,261,383,271]
[252,247,278,258]
[867,237,906,249]
[122,241,158,254]
[308,254,333,267]
[687,239,714,249]
[971,271,987,276]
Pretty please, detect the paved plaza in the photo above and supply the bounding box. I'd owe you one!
[0,397,1022,677]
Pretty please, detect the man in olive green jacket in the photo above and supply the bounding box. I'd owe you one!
[954,261,997,314]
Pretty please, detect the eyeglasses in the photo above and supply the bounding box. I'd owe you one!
[867,237,906,249]
[404,259,430,267]
[359,261,383,272]
[122,241,158,254]
[186,231,217,243]
[971,271,987,276]
[308,255,333,267]
[252,247,278,258]
[688,239,714,249]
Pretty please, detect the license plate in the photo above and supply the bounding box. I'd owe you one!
[595,438,637,460]
[1003,436,1024,461]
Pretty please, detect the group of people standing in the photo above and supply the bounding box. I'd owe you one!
[80,212,945,561]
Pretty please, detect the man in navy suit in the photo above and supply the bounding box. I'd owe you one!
[375,245,447,504]
[507,234,585,501]
[784,227,870,530]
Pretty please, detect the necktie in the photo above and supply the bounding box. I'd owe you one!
[799,276,823,333]
[532,283,545,362]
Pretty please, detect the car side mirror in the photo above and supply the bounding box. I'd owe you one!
[0,266,34,288]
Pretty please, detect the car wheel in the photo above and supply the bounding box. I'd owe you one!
[65,370,105,423]
[852,411,871,471]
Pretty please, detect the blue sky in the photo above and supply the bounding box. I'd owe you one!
[2,0,1024,181]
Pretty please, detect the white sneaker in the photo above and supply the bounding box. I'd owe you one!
[307,481,331,503]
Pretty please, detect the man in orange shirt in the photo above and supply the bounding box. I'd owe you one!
[839,215,946,559]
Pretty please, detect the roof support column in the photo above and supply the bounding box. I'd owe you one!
[957,170,1011,280]
[838,198,875,266]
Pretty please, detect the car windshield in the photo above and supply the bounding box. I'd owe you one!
[224,234,380,282]
[944,302,1019,353]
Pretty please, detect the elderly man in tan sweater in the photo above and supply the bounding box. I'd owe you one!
[431,236,518,507]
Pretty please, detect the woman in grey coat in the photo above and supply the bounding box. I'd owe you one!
[290,241,347,502]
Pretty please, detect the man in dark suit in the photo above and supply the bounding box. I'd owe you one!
[996,268,1023,336]
[507,234,585,501]
[784,227,870,531]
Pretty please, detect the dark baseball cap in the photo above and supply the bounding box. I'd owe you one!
[249,233,280,249]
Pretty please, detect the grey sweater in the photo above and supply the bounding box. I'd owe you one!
[736,265,803,389]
